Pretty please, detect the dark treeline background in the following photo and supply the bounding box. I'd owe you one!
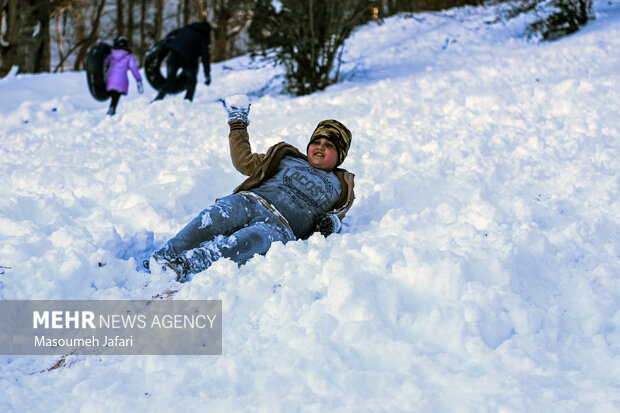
[0,0,487,78]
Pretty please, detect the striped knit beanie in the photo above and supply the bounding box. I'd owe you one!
[307,119,352,167]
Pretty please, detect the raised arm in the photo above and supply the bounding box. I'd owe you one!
[223,96,265,176]
[228,121,265,176]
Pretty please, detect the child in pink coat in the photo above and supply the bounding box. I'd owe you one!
[104,37,143,115]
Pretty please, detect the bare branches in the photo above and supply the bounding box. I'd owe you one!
[72,0,105,70]
[249,0,375,95]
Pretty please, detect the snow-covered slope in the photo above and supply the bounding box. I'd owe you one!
[1,1,619,411]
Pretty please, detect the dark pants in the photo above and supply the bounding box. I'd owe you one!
[156,49,198,101]
[108,91,121,115]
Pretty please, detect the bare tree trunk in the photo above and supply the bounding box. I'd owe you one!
[211,0,230,62]
[183,0,191,25]
[116,0,125,36]
[51,3,72,70]
[154,0,164,40]
[15,0,51,74]
[38,0,51,72]
[128,0,135,46]
[138,0,147,64]
[198,0,208,20]
[54,9,63,68]
[0,0,20,77]
[73,0,105,70]
[208,0,252,63]
[52,3,80,72]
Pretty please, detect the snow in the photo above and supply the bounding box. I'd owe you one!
[1,1,620,411]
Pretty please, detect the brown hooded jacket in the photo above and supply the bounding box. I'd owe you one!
[228,121,355,238]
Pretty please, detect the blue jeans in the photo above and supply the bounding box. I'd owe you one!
[153,193,295,275]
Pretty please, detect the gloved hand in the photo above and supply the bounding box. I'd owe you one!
[222,95,251,124]
[205,73,211,86]
[137,81,144,94]
[316,213,341,237]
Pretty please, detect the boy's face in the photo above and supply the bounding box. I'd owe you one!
[307,137,338,171]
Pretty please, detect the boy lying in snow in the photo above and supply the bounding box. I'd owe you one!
[149,95,355,281]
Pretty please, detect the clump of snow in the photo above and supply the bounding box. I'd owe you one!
[1,1,619,411]
[223,93,251,109]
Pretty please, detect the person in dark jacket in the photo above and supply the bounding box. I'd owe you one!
[154,22,211,102]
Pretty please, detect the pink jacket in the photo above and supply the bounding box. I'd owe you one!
[104,49,142,94]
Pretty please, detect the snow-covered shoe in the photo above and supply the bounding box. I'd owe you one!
[149,255,189,282]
